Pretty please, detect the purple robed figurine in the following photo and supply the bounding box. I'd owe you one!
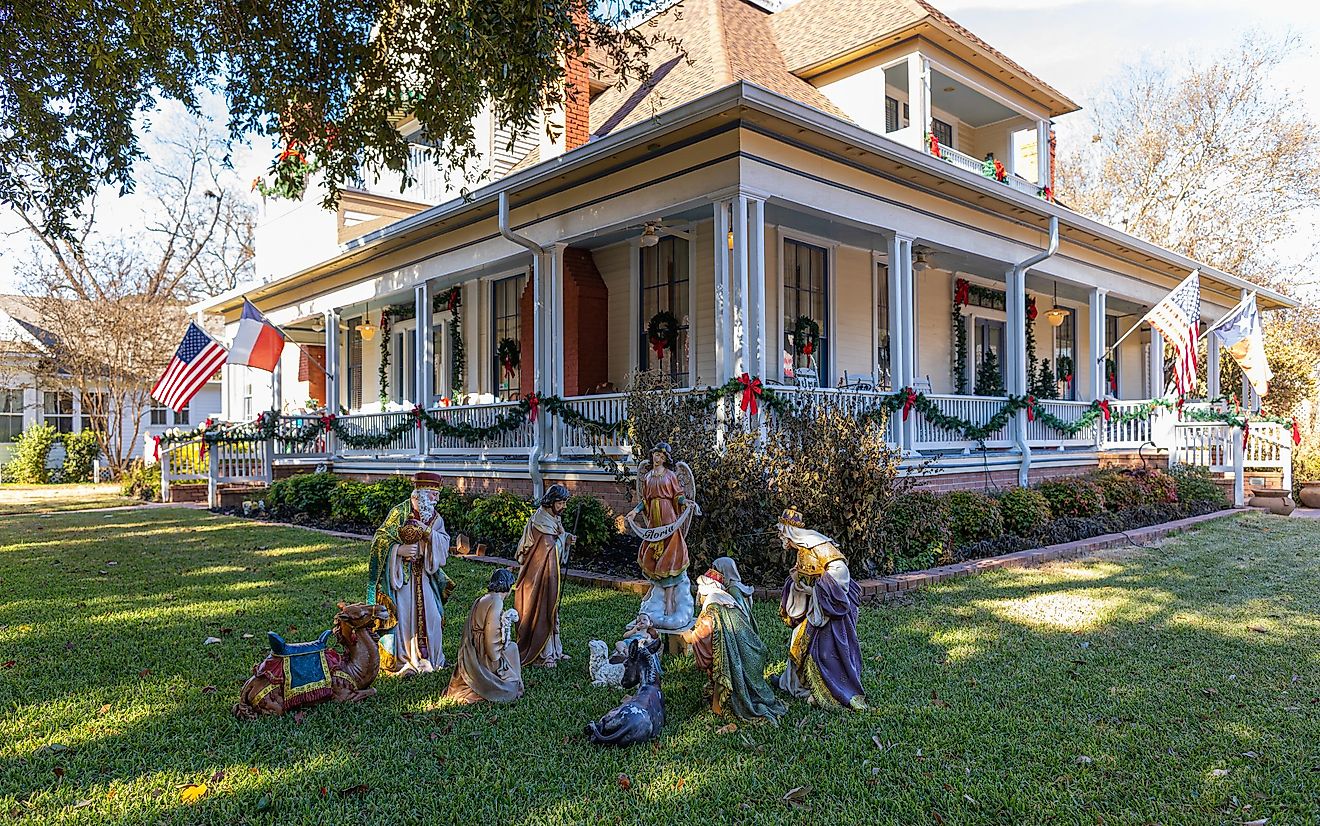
[775,509,868,710]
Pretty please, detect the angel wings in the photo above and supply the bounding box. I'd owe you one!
[635,457,701,536]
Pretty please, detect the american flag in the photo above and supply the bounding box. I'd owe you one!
[1145,271,1201,396]
[152,323,228,412]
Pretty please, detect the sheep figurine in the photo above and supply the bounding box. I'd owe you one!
[587,640,626,688]
[497,608,519,673]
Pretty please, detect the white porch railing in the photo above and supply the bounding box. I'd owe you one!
[272,415,331,461]
[557,393,629,456]
[936,144,983,175]
[1027,399,1098,449]
[1102,400,1158,448]
[159,438,208,503]
[765,386,902,445]
[335,411,419,456]
[427,401,534,456]
[912,394,1014,452]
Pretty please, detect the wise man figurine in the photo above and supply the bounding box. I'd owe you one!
[776,509,868,711]
[444,568,524,704]
[367,471,454,676]
[681,561,787,724]
[514,484,575,668]
[626,442,699,631]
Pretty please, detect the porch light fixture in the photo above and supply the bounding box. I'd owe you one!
[912,245,931,272]
[639,224,660,248]
[356,314,379,341]
[310,316,324,333]
[1045,281,1069,327]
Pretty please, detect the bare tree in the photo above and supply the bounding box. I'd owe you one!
[9,120,254,474]
[1058,32,1320,415]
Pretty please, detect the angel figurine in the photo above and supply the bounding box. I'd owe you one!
[625,442,700,631]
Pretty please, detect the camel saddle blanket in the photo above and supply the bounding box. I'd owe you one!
[255,630,343,708]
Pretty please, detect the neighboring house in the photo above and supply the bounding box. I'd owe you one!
[0,296,222,471]
[191,0,1294,498]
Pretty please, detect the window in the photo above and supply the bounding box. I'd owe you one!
[973,319,1006,396]
[174,403,190,426]
[875,261,891,390]
[932,118,953,149]
[1105,315,1120,395]
[241,377,254,421]
[80,392,107,433]
[883,97,911,133]
[347,318,363,411]
[149,400,168,426]
[43,391,73,434]
[639,236,690,385]
[391,323,416,405]
[1053,309,1077,401]
[433,322,447,401]
[0,389,22,442]
[491,274,526,401]
[783,239,830,381]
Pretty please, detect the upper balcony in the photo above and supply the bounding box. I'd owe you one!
[814,49,1054,200]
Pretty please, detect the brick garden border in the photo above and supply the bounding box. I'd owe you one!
[261,507,1242,602]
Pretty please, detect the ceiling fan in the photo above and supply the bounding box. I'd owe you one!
[626,219,690,247]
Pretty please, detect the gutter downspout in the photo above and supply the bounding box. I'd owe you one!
[498,191,550,500]
[1012,216,1059,487]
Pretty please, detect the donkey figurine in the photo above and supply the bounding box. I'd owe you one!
[585,637,665,746]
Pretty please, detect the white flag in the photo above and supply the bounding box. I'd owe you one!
[1212,293,1272,396]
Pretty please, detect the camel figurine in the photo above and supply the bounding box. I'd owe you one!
[233,602,388,719]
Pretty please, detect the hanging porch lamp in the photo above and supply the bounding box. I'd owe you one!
[1045,281,1069,327]
[356,306,379,341]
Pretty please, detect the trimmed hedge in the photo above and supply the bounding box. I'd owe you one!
[1037,478,1106,519]
[997,487,1052,537]
[944,490,1004,546]
[881,491,950,574]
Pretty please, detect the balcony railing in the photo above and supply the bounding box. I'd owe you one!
[1027,399,1098,449]
[931,144,1043,199]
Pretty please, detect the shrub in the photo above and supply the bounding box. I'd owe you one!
[1136,469,1179,504]
[1037,477,1105,519]
[1168,465,1228,509]
[5,423,59,484]
[329,479,371,525]
[943,490,1003,546]
[120,460,162,501]
[61,429,101,483]
[997,487,1052,536]
[466,491,534,552]
[1089,469,1145,512]
[1293,439,1320,489]
[881,491,950,574]
[1037,513,1120,546]
[265,472,338,519]
[563,493,617,557]
[954,534,1033,562]
[358,476,418,527]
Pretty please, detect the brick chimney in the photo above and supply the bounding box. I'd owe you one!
[540,8,592,159]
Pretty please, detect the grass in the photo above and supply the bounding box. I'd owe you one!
[0,484,139,515]
[1,508,1317,824]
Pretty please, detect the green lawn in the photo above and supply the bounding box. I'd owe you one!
[0,484,139,515]
[1,508,1317,824]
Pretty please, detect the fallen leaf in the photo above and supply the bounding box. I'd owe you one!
[203,637,222,645]
[210,770,225,784]
[930,691,950,709]
[1248,625,1269,634]
[872,735,884,750]
[1210,768,1230,778]
[617,774,631,791]
[179,783,207,803]
[782,785,811,807]
[138,669,152,678]
[52,766,65,779]
[72,799,92,809]
[318,786,327,798]
[716,723,738,735]
[1241,751,1258,759]
[676,777,686,792]
[254,794,273,812]
[964,794,977,805]
[242,633,254,640]
[218,627,233,635]
[292,711,307,725]
[931,810,946,825]
[249,767,260,776]
[98,704,110,715]
[1,660,14,669]
[337,783,369,796]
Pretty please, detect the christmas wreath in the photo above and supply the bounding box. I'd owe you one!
[496,337,521,379]
[792,315,820,356]
[1056,355,1074,385]
[645,310,681,361]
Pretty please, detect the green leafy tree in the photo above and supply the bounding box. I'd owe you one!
[1,1,676,239]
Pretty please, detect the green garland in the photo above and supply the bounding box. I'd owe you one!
[378,311,392,407]
[433,287,465,394]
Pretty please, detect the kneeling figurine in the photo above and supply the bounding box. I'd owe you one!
[444,569,524,704]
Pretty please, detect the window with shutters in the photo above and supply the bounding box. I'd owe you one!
[347,319,363,410]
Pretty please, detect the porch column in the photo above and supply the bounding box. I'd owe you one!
[272,360,283,413]
[713,200,733,383]
[1005,266,1028,397]
[1207,331,1221,404]
[747,197,767,379]
[323,308,339,455]
[547,243,566,456]
[1088,287,1107,401]
[730,193,750,378]
[415,283,432,455]
[906,52,931,146]
[1037,120,1051,190]
[1149,327,1165,398]
[888,234,916,453]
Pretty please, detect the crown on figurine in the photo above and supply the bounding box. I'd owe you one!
[412,471,444,490]
[778,508,805,529]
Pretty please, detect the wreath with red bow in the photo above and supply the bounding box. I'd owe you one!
[496,337,521,379]
[645,310,681,362]
[792,315,820,356]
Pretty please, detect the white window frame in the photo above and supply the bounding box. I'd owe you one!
[776,227,838,384]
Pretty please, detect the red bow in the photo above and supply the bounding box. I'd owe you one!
[1242,420,1250,450]
[447,290,459,312]
[1097,398,1111,421]
[527,393,540,423]
[954,278,970,306]
[928,133,941,158]
[204,417,214,429]
[152,435,160,462]
[993,160,1007,182]
[902,387,917,421]
[738,373,762,416]
[1293,419,1302,446]
[1026,395,1036,422]
[412,405,425,429]
[1065,373,1073,385]
[1026,298,1038,322]
[320,414,335,432]
[501,357,516,380]
[650,336,666,361]
[802,340,814,356]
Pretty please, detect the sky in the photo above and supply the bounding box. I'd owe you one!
[2,0,1318,293]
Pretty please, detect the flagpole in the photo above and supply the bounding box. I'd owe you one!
[1197,291,1255,342]
[1098,270,1199,364]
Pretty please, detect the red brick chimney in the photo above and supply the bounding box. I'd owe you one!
[564,10,592,151]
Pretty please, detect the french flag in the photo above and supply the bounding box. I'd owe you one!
[227,299,285,372]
